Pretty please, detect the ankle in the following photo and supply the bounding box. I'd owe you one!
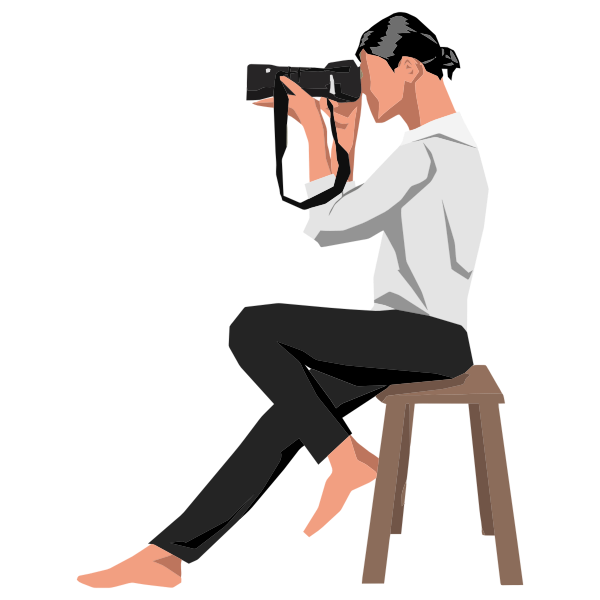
[143,545,177,561]
[155,555,182,576]
[328,436,355,467]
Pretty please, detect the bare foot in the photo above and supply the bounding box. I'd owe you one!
[77,545,182,588]
[304,437,378,537]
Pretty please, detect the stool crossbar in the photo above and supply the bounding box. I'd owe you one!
[362,365,522,585]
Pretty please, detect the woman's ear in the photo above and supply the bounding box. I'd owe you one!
[398,57,423,83]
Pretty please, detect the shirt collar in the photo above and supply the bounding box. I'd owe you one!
[401,112,477,148]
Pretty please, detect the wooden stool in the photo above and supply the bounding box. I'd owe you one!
[362,365,523,585]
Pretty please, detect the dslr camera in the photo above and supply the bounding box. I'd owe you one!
[246,59,361,210]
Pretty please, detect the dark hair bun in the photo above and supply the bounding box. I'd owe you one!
[439,46,460,80]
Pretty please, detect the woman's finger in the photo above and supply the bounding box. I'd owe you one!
[253,98,274,107]
[281,75,306,93]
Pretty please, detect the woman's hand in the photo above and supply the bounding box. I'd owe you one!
[319,95,361,180]
[253,76,326,138]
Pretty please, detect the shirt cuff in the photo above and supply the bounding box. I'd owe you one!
[303,176,356,240]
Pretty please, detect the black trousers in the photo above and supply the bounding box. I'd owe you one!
[150,303,473,563]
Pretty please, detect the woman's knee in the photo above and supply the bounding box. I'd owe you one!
[229,304,281,358]
[229,307,250,358]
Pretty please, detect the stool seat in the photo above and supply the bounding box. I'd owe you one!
[363,364,522,586]
[377,365,503,404]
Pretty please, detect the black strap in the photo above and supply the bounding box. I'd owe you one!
[274,72,351,210]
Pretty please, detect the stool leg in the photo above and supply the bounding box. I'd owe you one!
[479,403,523,585]
[468,404,494,535]
[363,401,408,584]
[392,403,416,535]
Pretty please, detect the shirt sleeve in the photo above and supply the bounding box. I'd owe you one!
[303,141,433,246]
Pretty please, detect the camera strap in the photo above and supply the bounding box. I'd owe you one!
[273,72,351,209]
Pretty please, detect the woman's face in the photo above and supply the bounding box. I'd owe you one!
[359,50,410,123]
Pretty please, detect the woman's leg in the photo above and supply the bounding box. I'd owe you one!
[228,303,471,537]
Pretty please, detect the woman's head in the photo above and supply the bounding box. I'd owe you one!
[356,13,460,123]
[356,13,460,80]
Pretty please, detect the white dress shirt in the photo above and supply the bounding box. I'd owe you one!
[304,112,488,330]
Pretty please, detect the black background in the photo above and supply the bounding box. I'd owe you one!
[67,5,529,593]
